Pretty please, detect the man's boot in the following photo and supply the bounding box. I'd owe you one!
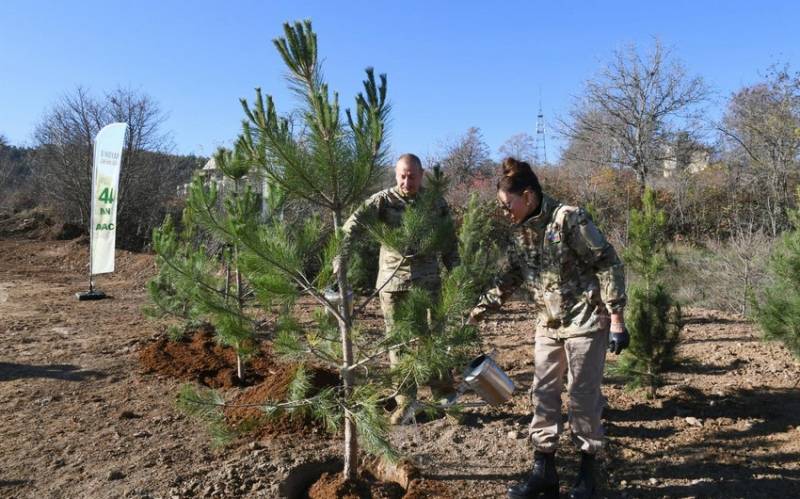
[389,394,419,425]
[568,452,597,499]
[507,451,559,499]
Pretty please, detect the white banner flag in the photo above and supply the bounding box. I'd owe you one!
[90,123,127,275]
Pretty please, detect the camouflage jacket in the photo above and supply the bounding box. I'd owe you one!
[341,186,458,293]
[473,194,626,338]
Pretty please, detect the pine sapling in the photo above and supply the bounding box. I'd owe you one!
[753,187,800,360]
[611,188,682,397]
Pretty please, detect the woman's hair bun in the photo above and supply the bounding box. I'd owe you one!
[502,157,534,178]
[497,157,542,198]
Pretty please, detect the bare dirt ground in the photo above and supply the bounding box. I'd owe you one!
[1,234,799,498]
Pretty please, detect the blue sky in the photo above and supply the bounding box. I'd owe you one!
[1,1,798,161]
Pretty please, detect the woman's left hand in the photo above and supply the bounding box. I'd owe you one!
[608,311,629,354]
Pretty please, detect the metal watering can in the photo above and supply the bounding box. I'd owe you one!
[396,353,516,424]
[323,287,354,317]
[461,353,516,406]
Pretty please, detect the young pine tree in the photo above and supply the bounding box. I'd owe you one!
[147,141,285,382]
[170,20,498,482]
[612,188,682,397]
[753,187,800,359]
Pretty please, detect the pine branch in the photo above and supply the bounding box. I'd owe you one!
[178,383,324,411]
[347,404,399,463]
[176,384,236,446]
[346,337,420,372]
[232,219,346,324]
[154,251,227,308]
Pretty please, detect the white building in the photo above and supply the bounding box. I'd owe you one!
[179,157,274,218]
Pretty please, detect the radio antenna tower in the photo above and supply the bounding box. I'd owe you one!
[535,90,548,165]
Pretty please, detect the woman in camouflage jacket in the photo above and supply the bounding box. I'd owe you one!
[470,157,629,499]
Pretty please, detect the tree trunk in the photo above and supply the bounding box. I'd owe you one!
[224,257,231,299]
[648,367,657,399]
[233,178,244,381]
[333,209,358,480]
[235,245,244,381]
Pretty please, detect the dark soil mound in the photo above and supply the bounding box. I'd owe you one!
[225,364,340,437]
[308,471,405,499]
[138,326,276,388]
[305,469,452,499]
[138,326,340,435]
[403,479,455,498]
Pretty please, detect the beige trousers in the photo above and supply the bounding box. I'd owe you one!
[529,332,607,454]
[380,290,454,403]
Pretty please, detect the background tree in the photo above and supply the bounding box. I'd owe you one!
[719,64,800,236]
[611,188,682,397]
[0,134,9,175]
[561,40,709,193]
[31,86,189,249]
[33,87,103,225]
[435,127,495,208]
[0,136,36,211]
[558,116,636,240]
[439,126,493,181]
[498,132,536,165]
[0,134,14,195]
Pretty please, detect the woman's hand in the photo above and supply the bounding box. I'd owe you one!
[608,311,629,354]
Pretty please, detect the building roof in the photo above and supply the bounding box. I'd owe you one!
[202,157,217,171]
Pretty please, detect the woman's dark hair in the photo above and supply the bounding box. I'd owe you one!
[497,157,542,199]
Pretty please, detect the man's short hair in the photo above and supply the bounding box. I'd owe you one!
[397,153,423,171]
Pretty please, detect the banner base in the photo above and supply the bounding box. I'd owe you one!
[76,290,107,301]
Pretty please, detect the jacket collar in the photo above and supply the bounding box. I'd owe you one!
[391,185,423,203]
[518,193,560,230]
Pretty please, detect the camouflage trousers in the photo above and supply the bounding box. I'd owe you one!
[529,330,608,454]
[379,290,455,405]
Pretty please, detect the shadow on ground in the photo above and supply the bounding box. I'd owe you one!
[0,362,105,382]
[604,385,800,497]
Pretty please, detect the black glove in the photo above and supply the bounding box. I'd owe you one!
[608,326,629,355]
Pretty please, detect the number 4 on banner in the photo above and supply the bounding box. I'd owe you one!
[98,188,115,204]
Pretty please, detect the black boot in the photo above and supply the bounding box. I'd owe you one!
[568,452,596,499]
[507,451,559,499]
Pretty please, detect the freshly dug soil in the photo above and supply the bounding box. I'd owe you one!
[139,326,342,437]
[137,326,274,388]
[403,478,457,498]
[225,364,340,437]
[306,472,456,498]
[302,457,454,499]
[308,471,405,499]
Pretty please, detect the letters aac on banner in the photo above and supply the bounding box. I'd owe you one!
[90,123,127,275]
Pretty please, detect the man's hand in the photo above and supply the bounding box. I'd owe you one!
[608,321,629,355]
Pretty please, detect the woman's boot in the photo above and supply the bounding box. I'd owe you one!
[568,452,597,499]
[507,451,559,499]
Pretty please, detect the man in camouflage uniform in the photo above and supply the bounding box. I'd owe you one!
[339,153,458,423]
[470,190,627,499]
